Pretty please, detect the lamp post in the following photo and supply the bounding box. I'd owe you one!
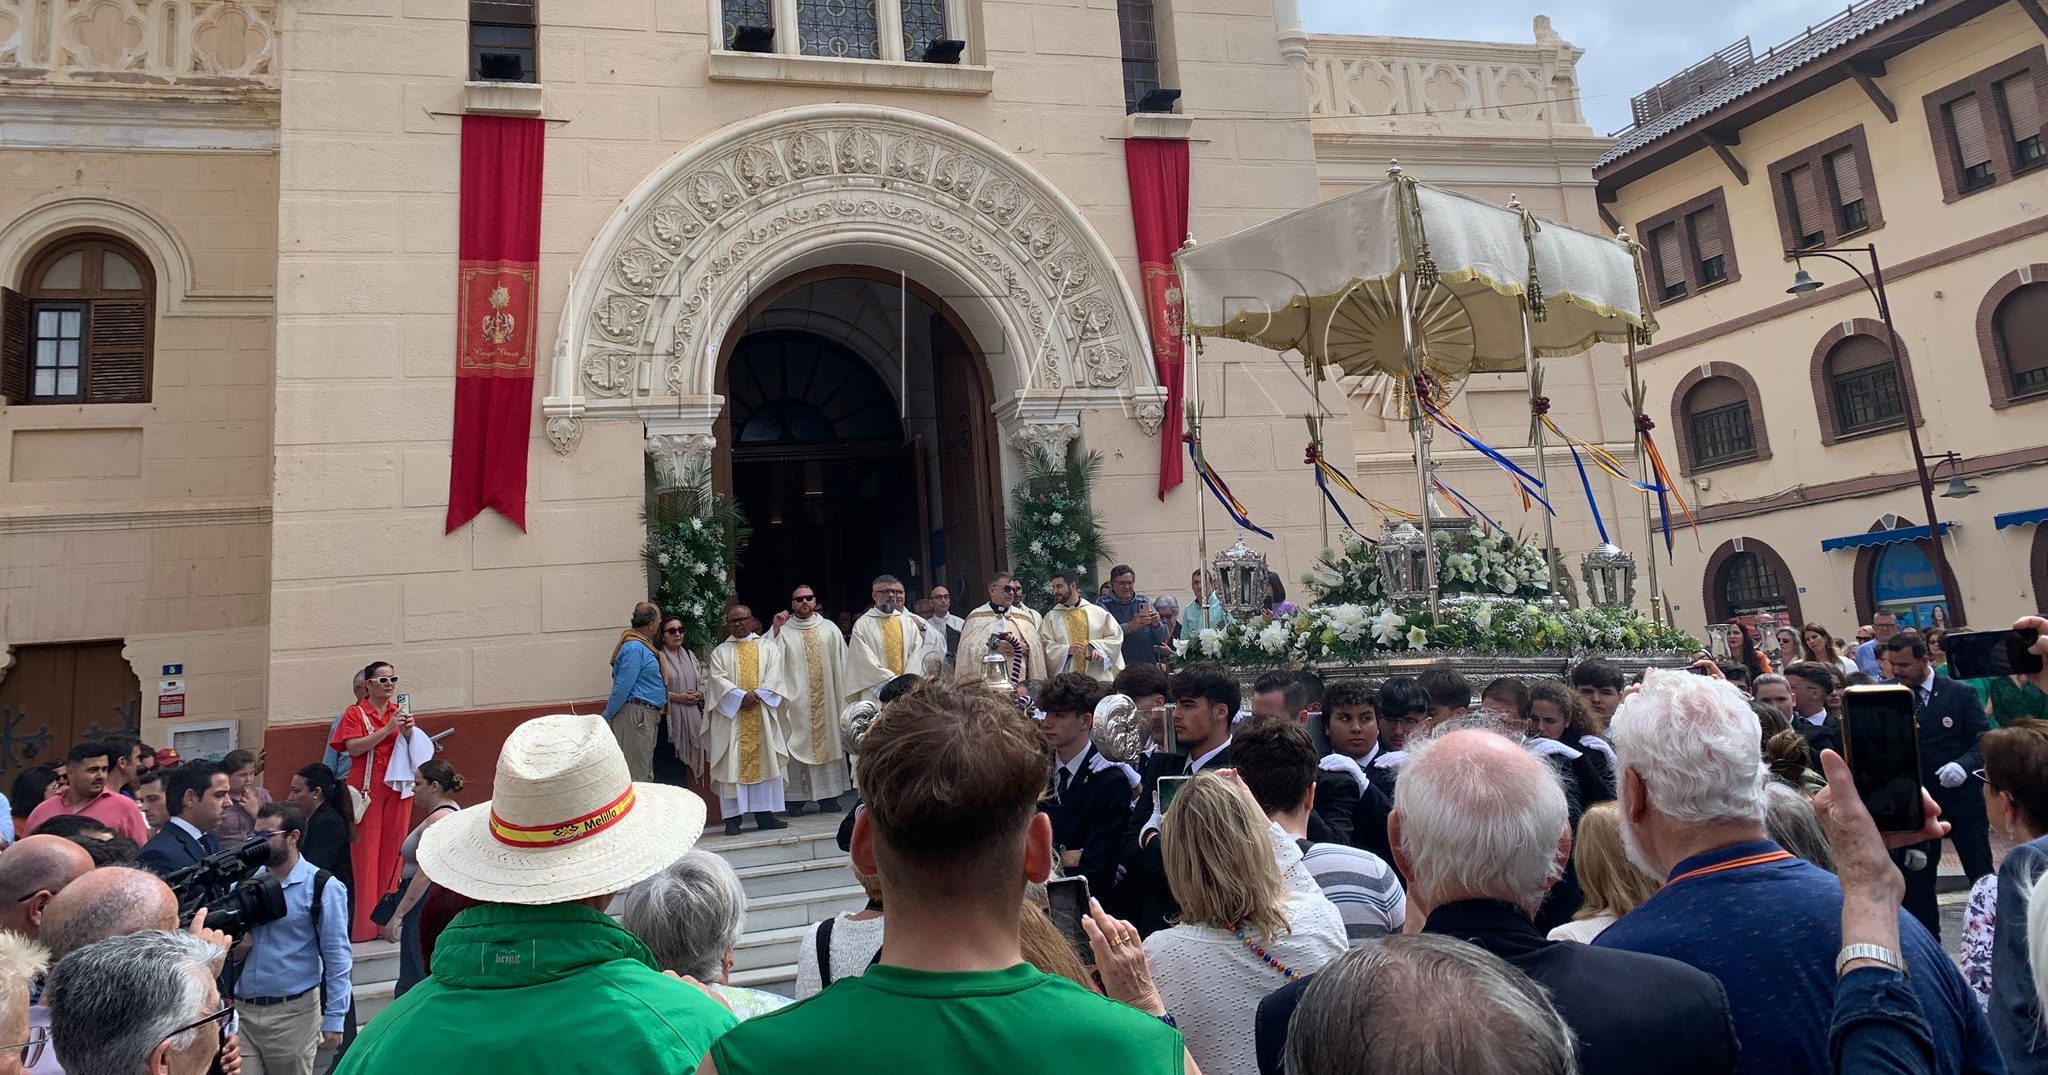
[1786,244,1962,617]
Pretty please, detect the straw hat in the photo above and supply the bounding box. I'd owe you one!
[419,713,706,905]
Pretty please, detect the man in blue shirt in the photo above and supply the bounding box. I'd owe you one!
[1594,669,2000,1075]
[1099,565,1169,670]
[1855,611,1899,679]
[323,671,368,783]
[238,802,352,1075]
[605,602,668,782]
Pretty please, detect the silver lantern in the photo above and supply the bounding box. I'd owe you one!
[1579,543,1639,609]
[1213,538,1268,618]
[1377,521,1432,603]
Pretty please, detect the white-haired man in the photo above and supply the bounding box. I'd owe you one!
[45,930,226,1075]
[1595,669,1999,1075]
[1252,723,1737,1075]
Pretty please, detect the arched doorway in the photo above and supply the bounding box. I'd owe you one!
[715,270,1004,622]
[1870,541,1948,631]
[1704,538,1801,634]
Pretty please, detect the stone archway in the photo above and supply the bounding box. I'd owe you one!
[544,103,1156,461]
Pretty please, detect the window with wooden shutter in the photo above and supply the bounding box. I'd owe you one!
[1996,283,2048,397]
[1117,0,1160,114]
[1826,150,1868,233]
[1687,206,1727,285]
[1948,94,1997,189]
[17,235,155,406]
[1786,164,1826,247]
[1686,377,1757,467]
[1829,335,1904,433]
[1650,223,1686,299]
[1999,72,2044,169]
[0,288,27,404]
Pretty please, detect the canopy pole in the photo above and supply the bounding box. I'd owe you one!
[1522,308,1560,601]
[1625,333,1666,627]
[1312,360,1329,552]
[1191,333,1208,602]
[1389,164,1439,620]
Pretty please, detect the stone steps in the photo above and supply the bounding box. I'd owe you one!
[348,811,856,1022]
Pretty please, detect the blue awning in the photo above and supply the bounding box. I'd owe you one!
[1996,507,2048,531]
[1820,522,1954,552]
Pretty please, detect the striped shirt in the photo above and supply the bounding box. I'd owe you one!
[1299,840,1405,943]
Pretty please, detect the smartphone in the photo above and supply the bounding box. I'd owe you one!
[1045,875,1091,959]
[1157,775,1190,813]
[1944,628,2044,679]
[1841,684,1925,833]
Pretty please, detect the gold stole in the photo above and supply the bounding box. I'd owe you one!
[737,640,763,783]
[1064,607,1090,650]
[880,614,905,675]
[802,628,828,754]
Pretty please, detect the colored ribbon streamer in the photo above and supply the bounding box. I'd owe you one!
[1313,464,1360,536]
[1431,477,1504,532]
[1308,440,1415,526]
[1538,416,1664,495]
[1637,419,1700,556]
[1187,423,1274,539]
[1417,388,1553,514]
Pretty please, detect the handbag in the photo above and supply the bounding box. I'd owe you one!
[368,853,406,927]
[347,741,374,822]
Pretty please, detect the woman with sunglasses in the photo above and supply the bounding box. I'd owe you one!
[330,660,414,942]
[657,616,709,787]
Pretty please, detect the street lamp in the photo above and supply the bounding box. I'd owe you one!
[1786,244,1962,616]
[1930,451,1980,498]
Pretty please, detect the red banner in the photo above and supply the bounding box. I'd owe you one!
[447,114,545,533]
[1124,138,1190,500]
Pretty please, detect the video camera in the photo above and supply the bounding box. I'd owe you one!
[162,836,286,938]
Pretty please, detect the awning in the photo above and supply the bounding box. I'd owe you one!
[1820,522,1954,552]
[1996,507,2048,531]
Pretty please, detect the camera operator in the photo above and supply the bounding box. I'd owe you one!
[235,804,350,1075]
[140,763,231,876]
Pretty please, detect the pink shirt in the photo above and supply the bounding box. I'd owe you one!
[23,789,147,844]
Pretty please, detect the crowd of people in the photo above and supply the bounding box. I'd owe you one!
[11,592,2048,1074]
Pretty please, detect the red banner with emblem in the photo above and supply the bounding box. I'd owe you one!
[1124,138,1190,500]
[447,114,545,533]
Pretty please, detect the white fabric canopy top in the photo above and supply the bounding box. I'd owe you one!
[1175,178,1648,383]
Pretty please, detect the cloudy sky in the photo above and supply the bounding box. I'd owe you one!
[1300,0,1856,135]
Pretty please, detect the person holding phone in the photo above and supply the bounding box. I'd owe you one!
[1987,633,2048,726]
[331,660,413,943]
[1038,674,1137,897]
[1882,632,1994,941]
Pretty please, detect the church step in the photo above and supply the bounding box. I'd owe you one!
[732,923,813,973]
[350,938,400,987]
[704,823,846,869]
[740,883,870,932]
[355,980,396,1025]
[736,856,855,899]
[731,962,798,997]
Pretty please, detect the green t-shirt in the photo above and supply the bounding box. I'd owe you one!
[1990,677,2048,727]
[710,963,1184,1075]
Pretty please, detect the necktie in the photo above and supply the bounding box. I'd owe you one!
[201,833,220,855]
[1057,766,1074,802]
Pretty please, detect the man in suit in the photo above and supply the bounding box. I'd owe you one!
[1249,670,1360,847]
[1035,674,1133,898]
[1256,725,1741,1075]
[138,760,232,876]
[924,585,962,664]
[1784,661,1844,759]
[1885,631,1994,939]
[1111,661,1235,935]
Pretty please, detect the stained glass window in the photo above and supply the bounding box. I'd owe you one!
[902,0,947,60]
[798,0,880,59]
[722,0,772,49]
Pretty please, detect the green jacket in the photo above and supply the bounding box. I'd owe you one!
[337,902,735,1075]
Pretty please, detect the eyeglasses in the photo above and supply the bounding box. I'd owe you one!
[1382,714,1425,728]
[162,1003,237,1050]
[1974,768,1994,789]
[875,589,906,597]
[2,1026,47,1068]
[1003,584,1024,593]
[373,676,399,685]
[794,595,817,602]
[663,627,685,635]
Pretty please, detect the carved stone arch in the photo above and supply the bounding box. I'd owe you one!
[547,104,1154,451]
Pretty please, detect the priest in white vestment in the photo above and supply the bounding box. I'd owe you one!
[844,573,945,704]
[770,583,852,811]
[706,606,794,836]
[956,572,1046,698]
[1038,569,1124,682]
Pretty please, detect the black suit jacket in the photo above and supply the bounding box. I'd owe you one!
[1917,674,1990,820]
[1111,742,1230,935]
[1254,900,1741,1075]
[1305,768,1359,846]
[1792,713,1843,760]
[1044,747,1134,898]
[137,821,211,877]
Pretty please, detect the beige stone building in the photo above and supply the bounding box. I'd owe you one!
[1594,0,2048,642]
[1,0,1632,780]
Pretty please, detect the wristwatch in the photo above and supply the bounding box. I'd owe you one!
[1835,943,1908,978]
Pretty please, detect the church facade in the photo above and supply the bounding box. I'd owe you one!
[0,0,1625,779]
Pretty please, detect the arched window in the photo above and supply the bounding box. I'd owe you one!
[1824,333,1904,436]
[1719,551,1786,616]
[2,235,155,405]
[728,330,901,446]
[1682,376,1758,468]
[1994,282,2048,400]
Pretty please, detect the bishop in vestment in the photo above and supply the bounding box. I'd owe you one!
[707,605,794,835]
[770,583,852,812]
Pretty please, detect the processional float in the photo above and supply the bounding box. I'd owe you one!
[1172,164,1686,624]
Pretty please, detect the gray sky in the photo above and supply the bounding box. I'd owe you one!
[1300,1,1856,135]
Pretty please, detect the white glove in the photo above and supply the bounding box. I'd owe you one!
[1937,762,1967,789]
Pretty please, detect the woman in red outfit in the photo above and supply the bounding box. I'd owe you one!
[331,660,415,942]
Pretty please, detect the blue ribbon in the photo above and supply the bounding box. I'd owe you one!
[1561,438,1610,545]
[1186,435,1275,540]
[1421,402,1553,514]
[1314,465,1360,536]
[1432,477,1504,532]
